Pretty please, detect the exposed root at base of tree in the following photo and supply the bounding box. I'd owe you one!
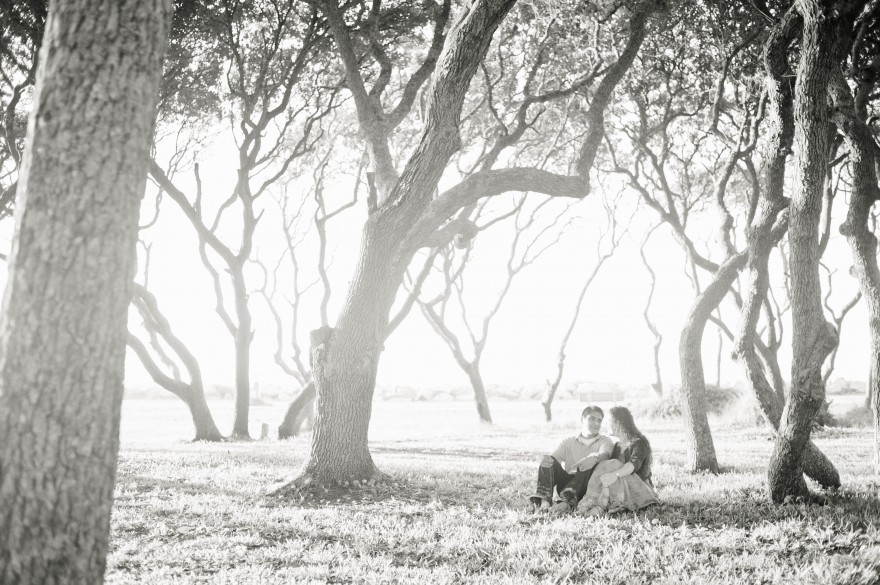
[776,491,828,506]
[268,468,395,503]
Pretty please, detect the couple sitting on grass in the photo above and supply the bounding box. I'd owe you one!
[529,405,659,516]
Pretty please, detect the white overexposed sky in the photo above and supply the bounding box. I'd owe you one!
[0,131,869,397]
[116,128,872,395]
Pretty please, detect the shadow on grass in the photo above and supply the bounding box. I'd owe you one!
[373,444,535,461]
[116,474,248,500]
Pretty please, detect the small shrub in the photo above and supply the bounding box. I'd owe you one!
[631,385,741,421]
[836,403,873,428]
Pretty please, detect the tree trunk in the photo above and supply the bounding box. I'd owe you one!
[280,0,520,490]
[466,364,493,424]
[278,382,316,439]
[278,0,652,491]
[731,7,839,491]
[231,264,252,438]
[127,287,224,442]
[639,233,664,397]
[679,254,746,473]
[542,358,565,422]
[187,390,224,442]
[302,218,406,483]
[0,1,171,582]
[651,339,663,397]
[768,0,851,503]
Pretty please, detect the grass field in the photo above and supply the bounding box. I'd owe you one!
[108,397,880,584]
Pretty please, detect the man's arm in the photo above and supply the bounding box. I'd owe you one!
[573,453,599,470]
[571,437,615,470]
[595,437,615,464]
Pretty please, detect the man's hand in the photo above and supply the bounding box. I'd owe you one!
[600,472,619,487]
[575,454,598,470]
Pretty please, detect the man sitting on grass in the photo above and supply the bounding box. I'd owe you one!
[529,405,615,514]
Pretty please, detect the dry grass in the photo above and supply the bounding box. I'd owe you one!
[107,398,880,584]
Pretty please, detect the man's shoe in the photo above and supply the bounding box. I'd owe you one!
[549,501,571,515]
[529,499,551,514]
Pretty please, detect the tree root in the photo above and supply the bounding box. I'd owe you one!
[268,468,395,502]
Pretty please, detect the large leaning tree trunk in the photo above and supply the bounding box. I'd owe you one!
[767,0,857,503]
[0,1,171,582]
[733,7,840,492]
[679,253,750,473]
[830,39,880,472]
[675,108,762,474]
[274,0,659,490]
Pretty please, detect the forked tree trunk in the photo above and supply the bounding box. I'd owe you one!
[281,0,654,490]
[734,7,838,492]
[679,254,747,473]
[288,0,521,488]
[278,382,316,439]
[128,286,223,442]
[768,0,852,503]
[0,1,171,582]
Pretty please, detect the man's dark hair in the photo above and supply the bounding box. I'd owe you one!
[581,405,603,419]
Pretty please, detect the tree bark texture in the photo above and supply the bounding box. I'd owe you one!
[732,7,838,491]
[0,1,171,583]
[305,219,413,482]
[768,0,852,503]
[679,254,748,473]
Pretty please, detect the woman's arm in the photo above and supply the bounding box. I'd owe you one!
[600,439,649,486]
[600,462,634,486]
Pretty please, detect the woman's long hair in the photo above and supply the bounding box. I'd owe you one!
[609,406,646,442]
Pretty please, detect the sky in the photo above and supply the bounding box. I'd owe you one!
[86,129,871,398]
[0,130,867,399]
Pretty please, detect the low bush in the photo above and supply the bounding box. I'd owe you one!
[837,403,873,428]
[631,384,741,421]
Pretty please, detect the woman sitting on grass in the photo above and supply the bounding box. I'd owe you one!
[579,406,659,516]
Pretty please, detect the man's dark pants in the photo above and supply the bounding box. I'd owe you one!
[530,455,596,508]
